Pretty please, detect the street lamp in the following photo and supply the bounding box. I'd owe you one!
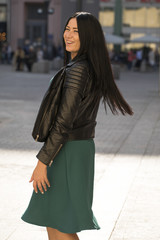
[37,8,43,14]
[113,0,123,53]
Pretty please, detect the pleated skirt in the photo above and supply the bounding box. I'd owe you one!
[21,139,100,233]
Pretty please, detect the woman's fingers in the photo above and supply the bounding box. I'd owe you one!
[42,181,47,192]
[33,179,50,194]
[40,177,51,192]
[33,181,38,194]
[45,177,51,188]
[37,181,44,194]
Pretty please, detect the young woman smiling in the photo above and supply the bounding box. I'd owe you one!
[22,12,133,240]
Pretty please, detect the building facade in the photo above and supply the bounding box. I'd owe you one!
[0,0,99,51]
[100,0,160,43]
[1,0,160,50]
[0,0,8,42]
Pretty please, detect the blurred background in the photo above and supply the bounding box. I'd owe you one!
[0,0,159,72]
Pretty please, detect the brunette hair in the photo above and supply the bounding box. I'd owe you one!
[63,12,133,115]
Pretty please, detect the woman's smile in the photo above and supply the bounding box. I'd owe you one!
[66,41,74,45]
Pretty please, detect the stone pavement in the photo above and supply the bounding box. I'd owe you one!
[0,65,160,240]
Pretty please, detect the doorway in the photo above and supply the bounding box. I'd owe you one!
[26,20,46,45]
[25,3,47,46]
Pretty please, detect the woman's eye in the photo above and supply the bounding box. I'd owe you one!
[65,28,78,33]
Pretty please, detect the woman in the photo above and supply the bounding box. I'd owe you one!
[22,12,133,240]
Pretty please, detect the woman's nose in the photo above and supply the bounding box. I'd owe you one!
[66,31,73,38]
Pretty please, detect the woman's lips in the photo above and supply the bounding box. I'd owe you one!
[66,41,74,45]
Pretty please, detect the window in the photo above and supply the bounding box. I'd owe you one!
[99,8,114,27]
[123,7,160,28]
[0,5,7,21]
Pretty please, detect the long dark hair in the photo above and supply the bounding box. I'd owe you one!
[63,12,133,116]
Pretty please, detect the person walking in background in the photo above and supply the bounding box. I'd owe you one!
[1,44,7,64]
[21,12,133,240]
[127,49,135,70]
[25,46,37,72]
[155,48,159,69]
[135,49,143,71]
[43,45,49,60]
[13,46,25,71]
[6,43,12,64]
[148,48,155,70]
[36,47,44,62]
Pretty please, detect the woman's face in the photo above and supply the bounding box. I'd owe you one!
[63,18,80,59]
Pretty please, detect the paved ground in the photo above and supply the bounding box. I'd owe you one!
[0,64,160,240]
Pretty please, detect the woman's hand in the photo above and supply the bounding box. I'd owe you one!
[29,160,50,194]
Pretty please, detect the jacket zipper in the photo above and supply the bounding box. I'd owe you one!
[49,143,63,167]
[35,68,65,141]
[35,134,39,142]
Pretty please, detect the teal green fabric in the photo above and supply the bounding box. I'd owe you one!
[21,139,100,233]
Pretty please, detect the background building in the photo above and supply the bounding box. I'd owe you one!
[100,0,160,49]
[1,0,159,55]
[0,0,8,41]
[1,0,99,51]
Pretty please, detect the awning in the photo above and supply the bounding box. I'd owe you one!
[130,35,160,43]
[104,33,125,44]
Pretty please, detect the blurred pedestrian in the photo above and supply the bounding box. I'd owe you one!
[108,49,115,62]
[13,46,25,71]
[127,49,135,70]
[148,48,155,70]
[23,40,30,56]
[43,45,49,60]
[135,49,143,71]
[21,12,133,240]
[25,46,37,72]
[37,47,44,62]
[155,48,159,69]
[1,44,7,64]
[6,43,12,64]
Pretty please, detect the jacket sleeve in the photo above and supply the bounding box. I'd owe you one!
[36,62,89,166]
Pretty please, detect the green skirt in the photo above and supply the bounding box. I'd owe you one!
[21,139,100,234]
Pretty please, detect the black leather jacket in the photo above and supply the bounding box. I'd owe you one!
[36,55,101,166]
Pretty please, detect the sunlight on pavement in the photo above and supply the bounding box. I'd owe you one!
[1,149,160,240]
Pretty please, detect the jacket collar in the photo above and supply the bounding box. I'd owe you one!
[66,54,87,67]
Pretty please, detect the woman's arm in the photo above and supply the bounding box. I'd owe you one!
[36,62,89,166]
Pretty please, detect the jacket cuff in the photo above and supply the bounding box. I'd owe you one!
[36,153,50,166]
[36,142,64,167]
